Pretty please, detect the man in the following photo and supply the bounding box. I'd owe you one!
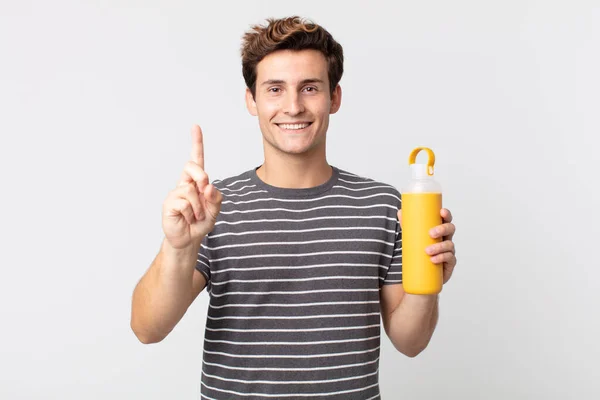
[131,16,457,399]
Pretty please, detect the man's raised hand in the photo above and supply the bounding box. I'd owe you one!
[162,125,222,249]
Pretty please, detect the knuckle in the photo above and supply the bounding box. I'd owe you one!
[177,183,190,196]
[185,184,197,195]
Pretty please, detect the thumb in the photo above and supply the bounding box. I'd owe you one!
[204,184,222,220]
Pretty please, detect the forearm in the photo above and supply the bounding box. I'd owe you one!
[386,294,439,357]
[130,238,201,343]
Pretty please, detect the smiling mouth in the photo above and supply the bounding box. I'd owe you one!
[276,122,313,131]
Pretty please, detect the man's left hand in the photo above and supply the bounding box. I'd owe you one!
[398,208,457,284]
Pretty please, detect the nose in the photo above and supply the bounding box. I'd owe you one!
[283,92,305,116]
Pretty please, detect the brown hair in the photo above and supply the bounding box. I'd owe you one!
[241,16,344,99]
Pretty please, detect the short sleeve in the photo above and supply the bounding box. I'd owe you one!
[195,235,211,284]
[382,204,402,285]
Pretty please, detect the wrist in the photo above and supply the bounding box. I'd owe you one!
[160,238,201,271]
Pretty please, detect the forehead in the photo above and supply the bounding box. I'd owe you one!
[256,49,328,83]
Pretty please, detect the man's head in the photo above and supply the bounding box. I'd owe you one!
[241,16,344,99]
[241,16,344,157]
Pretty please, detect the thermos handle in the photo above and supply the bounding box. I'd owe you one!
[408,147,436,176]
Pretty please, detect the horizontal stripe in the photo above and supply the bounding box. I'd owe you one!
[210,288,379,298]
[202,368,378,385]
[338,178,383,185]
[210,276,379,286]
[221,193,399,206]
[203,357,379,372]
[203,346,379,359]
[201,381,380,398]
[209,300,379,309]
[220,204,396,215]
[338,171,363,178]
[209,226,396,239]
[203,394,379,400]
[207,250,392,263]
[203,238,393,251]
[203,334,380,346]
[333,184,396,193]
[207,312,381,321]
[225,178,251,187]
[215,215,396,226]
[219,185,256,192]
[211,263,384,274]
[205,323,380,334]
[222,190,269,197]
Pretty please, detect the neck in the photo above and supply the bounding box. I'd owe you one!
[257,147,332,189]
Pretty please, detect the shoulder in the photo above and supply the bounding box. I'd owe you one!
[335,168,401,207]
[210,169,255,192]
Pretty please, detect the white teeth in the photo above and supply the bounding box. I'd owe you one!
[279,123,310,130]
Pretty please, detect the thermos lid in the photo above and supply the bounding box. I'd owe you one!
[410,163,433,179]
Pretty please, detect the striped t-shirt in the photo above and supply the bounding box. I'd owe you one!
[195,166,402,399]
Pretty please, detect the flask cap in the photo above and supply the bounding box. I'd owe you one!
[408,147,435,177]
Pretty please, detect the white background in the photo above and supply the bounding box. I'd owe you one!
[1,1,598,399]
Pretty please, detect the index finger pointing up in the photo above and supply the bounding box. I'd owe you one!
[191,124,204,169]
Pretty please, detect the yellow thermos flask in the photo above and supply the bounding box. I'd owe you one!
[401,147,443,295]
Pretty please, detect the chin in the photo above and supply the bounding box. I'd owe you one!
[278,146,312,155]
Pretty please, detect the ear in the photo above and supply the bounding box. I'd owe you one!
[329,84,342,114]
[245,88,258,116]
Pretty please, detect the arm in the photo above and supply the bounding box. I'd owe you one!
[380,207,456,357]
[380,285,439,357]
[130,238,207,344]
[130,124,222,344]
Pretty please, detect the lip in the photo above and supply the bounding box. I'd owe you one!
[275,122,313,133]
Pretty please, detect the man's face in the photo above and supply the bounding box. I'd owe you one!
[246,49,341,158]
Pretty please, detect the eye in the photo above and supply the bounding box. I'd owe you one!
[268,87,281,93]
[303,86,317,93]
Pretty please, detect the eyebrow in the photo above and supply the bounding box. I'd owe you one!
[260,78,325,86]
